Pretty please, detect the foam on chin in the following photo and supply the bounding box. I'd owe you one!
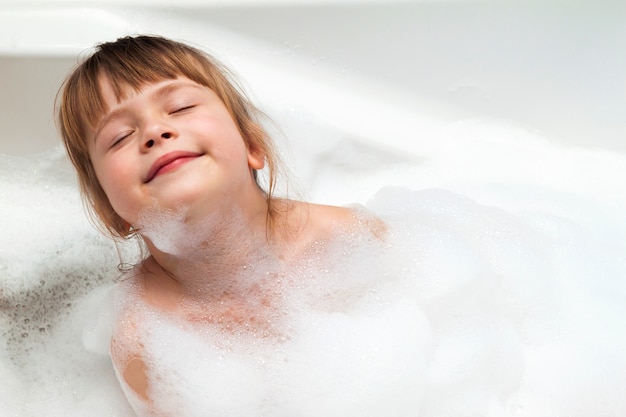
[135,202,189,256]
[135,198,267,274]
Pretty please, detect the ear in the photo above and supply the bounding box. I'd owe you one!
[247,144,265,170]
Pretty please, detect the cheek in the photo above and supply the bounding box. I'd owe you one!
[91,156,136,214]
[93,158,121,192]
[195,112,246,148]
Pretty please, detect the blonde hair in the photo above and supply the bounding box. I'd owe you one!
[57,35,280,239]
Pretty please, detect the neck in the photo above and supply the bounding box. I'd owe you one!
[137,196,300,300]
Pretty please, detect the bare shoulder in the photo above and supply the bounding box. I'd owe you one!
[301,202,387,241]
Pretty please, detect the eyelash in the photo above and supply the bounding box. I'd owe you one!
[171,105,195,114]
[111,131,133,148]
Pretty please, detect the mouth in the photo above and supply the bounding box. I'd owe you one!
[145,151,203,183]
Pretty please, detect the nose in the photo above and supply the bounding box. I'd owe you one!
[142,121,177,150]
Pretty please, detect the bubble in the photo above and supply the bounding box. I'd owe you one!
[3,112,626,417]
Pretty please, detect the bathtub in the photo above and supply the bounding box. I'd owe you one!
[2,2,626,417]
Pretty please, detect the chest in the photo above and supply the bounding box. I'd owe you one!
[136,298,429,417]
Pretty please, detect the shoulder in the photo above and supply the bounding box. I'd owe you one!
[292,201,388,242]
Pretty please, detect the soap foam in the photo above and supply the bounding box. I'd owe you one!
[110,218,431,417]
[1,117,626,416]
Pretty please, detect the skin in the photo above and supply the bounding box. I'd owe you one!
[89,76,266,227]
[88,75,380,409]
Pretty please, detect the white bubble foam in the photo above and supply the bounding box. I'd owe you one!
[0,148,134,417]
[2,112,626,417]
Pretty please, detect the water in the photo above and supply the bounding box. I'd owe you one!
[1,115,625,416]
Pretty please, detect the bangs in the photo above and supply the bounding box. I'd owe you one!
[68,37,210,134]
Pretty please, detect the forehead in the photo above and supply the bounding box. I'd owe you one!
[81,74,161,132]
[87,75,148,134]
[97,73,171,106]
[97,75,208,109]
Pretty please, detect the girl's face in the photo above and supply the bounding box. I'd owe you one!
[88,76,265,226]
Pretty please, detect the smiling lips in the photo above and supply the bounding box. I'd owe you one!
[145,151,203,183]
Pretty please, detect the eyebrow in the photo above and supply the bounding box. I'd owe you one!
[93,81,205,143]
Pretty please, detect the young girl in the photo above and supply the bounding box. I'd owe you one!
[57,35,423,416]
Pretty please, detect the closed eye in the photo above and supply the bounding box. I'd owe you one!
[170,105,196,114]
[111,131,134,148]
